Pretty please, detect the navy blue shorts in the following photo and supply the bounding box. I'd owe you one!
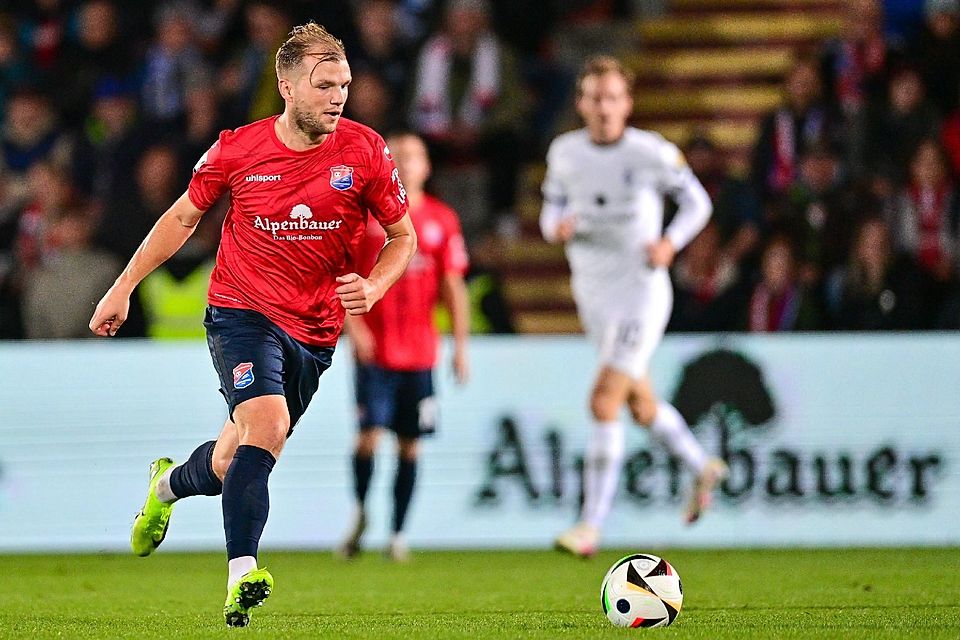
[204,305,334,434]
[355,364,436,439]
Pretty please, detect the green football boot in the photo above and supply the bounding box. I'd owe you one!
[223,568,275,628]
[130,457,176,557]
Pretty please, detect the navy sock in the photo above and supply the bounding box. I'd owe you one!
[169,440,222,498]
[222,445,276,560]
[353,452,373,505]
[392,458,417,534]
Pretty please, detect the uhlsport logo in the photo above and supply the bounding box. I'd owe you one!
[246,174,281,182]
[253,204,343,239]
[233,362,254,390]
[329,165,354,190]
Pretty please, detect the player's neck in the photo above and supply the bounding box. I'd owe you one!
[588,127,627,146]
[275,113,329,151]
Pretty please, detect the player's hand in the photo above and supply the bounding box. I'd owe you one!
[646,237,676,268]
[555,217,577,242]
[336,273,381,315]
[452,345,470,385]
[89,284,131,337]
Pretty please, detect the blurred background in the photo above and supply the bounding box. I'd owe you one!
[0,0,959,552]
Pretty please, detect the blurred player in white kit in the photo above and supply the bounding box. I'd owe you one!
[540,56,728,557]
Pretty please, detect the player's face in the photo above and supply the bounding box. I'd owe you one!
[388,135,431,193]
[576,72,633,144]
[289,57,351,138]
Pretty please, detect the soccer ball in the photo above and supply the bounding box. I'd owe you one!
[600,554,683,628]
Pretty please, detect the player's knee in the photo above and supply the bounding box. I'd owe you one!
[398,438,419,461]
[628,394,656,426]
[212,450,232,481]
[590,391,619,422]
[356,429,380,457]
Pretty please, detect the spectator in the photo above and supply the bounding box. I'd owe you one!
[861,65,940,185]
[670,221,745,332]
[909,0,960,116]
[774,142,864,286]
[15,0,69,74]
[1,89,72,211]
[220,1,289,124]
[822,0,897,118]
[746,235,821,331]
[21,208,120,339]
[350,0,414,113]
[409,0,526,243]
[176,78,227,184]
[826,217,924,329]
[71,76,144,201]
[886,139,960,318]
[343,69,404,135]
[54,0,135,128]
[750,56,838,206]
[95,143,181,261]
[0,14,31,115]
[140,1,212,128]
[685,134,762,266]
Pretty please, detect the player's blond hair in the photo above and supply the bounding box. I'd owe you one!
[275,22,346,78]
[576,55,635,97]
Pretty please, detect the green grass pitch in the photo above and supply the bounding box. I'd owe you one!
[2,548,957,639]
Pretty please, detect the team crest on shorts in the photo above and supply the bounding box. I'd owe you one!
[329,165,354,191]
[233,362,255,389]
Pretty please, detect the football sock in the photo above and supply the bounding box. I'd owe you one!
[353,452,374,505]
[392,458,417,534]
[582,421,625,528]
[227,556,258,587]
[222,445,276,561]
[166,440,222,502]
[649,402,708,474]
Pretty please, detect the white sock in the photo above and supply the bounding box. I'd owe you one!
[155,467,179,503]
[227,556,258,588]
[581,421,625,529]
[649,401,708,473]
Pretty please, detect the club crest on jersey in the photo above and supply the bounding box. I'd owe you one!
[329,165,354,191]
[233,362,255,389]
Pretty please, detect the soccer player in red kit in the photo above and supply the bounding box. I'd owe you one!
[337,132,470,562]
[88,24,416,627]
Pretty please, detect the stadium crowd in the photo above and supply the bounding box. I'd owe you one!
[0,0,957,338]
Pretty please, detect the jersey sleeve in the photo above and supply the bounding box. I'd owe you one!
[654,136,692,192]
[187,131,231,210]
[440,207,469,275]
[362,135,408,227]
[541,140,569,207]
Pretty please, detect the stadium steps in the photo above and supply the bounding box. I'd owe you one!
[514,310,583,334]
[631,47,796,81]
[502,275,573,310]
[638,13,842,46]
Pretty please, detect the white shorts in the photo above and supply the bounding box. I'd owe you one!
[574,271,672,380]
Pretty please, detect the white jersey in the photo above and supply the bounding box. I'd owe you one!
[540,127,712,378]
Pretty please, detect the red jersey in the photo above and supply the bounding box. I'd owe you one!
[356,194,468,370]
[188,116,407,346]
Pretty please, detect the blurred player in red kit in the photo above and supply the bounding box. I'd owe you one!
[338,132,470,562]
[88,23,416,627]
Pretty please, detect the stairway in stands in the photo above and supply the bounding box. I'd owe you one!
[505,0,844,334]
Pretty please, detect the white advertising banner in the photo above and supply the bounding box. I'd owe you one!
[0,335,957,551]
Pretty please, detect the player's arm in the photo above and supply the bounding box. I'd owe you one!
[440,270,470,384]
[342,314,376,364]
[540,146,575,243]
[648,150,713,268]
[336,213,417,315]
[89,192,206,336]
